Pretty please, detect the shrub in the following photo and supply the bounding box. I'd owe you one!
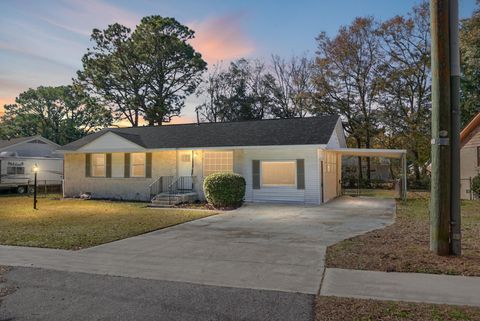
[472,175,480,198]
[203,172,246,208]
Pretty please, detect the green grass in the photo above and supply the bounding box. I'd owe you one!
[0,196,217,250]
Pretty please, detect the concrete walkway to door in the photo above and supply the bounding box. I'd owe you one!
[0,197,395,294]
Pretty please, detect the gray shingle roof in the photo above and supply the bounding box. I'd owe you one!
[60,116,340,151]
[0,136,41,150]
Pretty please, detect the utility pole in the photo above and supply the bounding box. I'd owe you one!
[430,0,452,255]
[449,0,462,256]
[430,0,461,256]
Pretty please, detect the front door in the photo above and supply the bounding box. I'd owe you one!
[177,150,193,190]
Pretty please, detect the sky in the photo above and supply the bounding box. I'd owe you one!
[0,0,477,124]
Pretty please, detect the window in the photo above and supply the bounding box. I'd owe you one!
[130,153,146,177]
[261,161,296,187]
[203,151,233,177]
[7,166,25,175]
[324,152,337,173]
[91,153,106,177]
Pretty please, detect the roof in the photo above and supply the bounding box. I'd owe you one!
[461,112,480,146]
[0,135,59,150]
[60,116,341,151]
[326,148,407,159]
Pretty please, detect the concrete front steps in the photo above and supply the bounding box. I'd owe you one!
[150,192,198,207]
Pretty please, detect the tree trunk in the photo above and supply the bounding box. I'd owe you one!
[413,150,421,180]
[356,137,363,181]
[366,130,372,184]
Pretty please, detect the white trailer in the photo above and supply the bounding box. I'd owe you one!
[0,155,63,194]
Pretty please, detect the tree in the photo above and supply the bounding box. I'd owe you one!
[267,55,315,118]
[378,2,431,179]
[77,16,207,126]
[196,59,272,122]
[313,17,384,181]
[460,1,480,126]
[0,86,112,145]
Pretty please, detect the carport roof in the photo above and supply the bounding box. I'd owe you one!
[325,148,407,159]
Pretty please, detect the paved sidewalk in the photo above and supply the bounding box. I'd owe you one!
[320,268,480,307]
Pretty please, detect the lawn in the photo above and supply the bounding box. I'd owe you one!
[316,296,480,321]
[0,196,217,250]
[326,192,480,276]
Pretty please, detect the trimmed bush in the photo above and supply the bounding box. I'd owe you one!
[472,175,480,198]
[203,172,246,208]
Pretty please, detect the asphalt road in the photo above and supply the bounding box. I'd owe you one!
[0,267,314,321]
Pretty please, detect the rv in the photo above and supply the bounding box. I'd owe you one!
[0,136,63,193]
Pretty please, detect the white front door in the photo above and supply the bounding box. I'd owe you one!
[177,150,193,190]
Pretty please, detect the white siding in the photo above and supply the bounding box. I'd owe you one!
[241,147,321,204]
[327,118,347,148]
[460,128,480,199]
[79,132,143,152]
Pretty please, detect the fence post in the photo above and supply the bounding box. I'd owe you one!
[470,177,473,200]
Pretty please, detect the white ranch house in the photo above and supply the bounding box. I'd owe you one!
[59,116,406,204]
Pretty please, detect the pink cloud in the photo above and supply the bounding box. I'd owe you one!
[39,0,140,36]
[189,13,256,64]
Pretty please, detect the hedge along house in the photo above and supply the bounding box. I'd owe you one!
[58,116,407,204]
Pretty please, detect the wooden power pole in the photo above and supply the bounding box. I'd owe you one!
[430,0,461,256]
[449,0,462,256]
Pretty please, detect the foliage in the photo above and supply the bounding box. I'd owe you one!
[313,17,384,180]
[77,16,207,126]
[408,177,431,190]
[196,55,317,122]
[0,85,112,145]
[377,2,431,180]
[472,175,480,198]
[460,2,480,126]
[203,172,246,208]
[267,55,315,118]
[196,59,272,122]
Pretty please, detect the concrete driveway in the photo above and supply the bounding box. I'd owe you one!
[0,196,395,294]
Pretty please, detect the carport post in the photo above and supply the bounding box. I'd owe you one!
[402,153,407,201]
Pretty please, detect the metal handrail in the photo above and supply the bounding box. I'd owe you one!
[149,176,195,201]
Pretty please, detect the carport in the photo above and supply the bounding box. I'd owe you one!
[325,148,408,201]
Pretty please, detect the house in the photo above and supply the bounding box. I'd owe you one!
[0,136,63,193]
[59,116,407,204]
[460,112,480,199]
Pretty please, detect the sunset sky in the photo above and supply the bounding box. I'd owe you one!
[0,0,476,123]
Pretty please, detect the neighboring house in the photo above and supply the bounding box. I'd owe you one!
[59,116,407,204]
[460,113,480,200]
[0,136,63,193]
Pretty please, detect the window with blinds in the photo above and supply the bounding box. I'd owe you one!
[203,151,233,177]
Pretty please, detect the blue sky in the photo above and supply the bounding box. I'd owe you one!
[0,0,477,122]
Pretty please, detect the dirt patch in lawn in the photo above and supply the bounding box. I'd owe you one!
[326,192,480,276]
[316,296,480,321]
